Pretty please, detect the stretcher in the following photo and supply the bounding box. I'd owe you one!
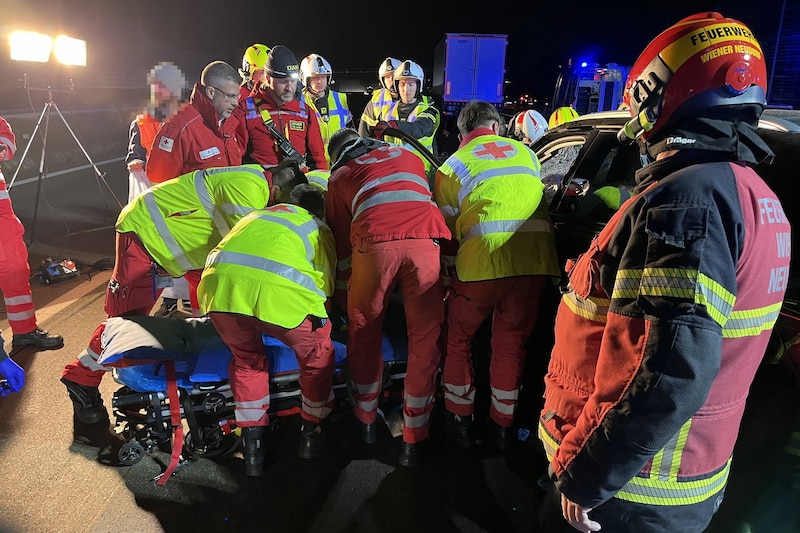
[97,316,407,483]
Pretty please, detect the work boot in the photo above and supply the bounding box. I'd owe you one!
[443,411,476,449]
[60,377,108,424]
[355,420,376,444]
[13,328,64,350]
[297,420,331,459]
[487,417,515,451]
[242,426,269,477]
[398,439,432,467]
[152,299,179,318]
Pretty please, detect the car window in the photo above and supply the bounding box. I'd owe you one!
[538,141,584,205]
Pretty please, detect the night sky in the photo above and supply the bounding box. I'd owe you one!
[0,0,784,103]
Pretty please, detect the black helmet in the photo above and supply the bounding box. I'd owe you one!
[265,45,300,80]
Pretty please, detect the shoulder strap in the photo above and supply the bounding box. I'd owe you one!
[258,109,305,166]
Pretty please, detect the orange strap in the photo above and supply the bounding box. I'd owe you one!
[156,360,184,486]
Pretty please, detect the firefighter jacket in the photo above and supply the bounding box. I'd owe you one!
[538,149,791,509]
[302,89,352,165]
[434,127,561,282]
[0,116,22,234]
[126,113,161,170]
[115,165,271,278]
[326,138,451,302]
[358,88,395,137]
[382,99,440,174]
[243,88,327,171]
[147,83,245,184]
[198,204,336,329]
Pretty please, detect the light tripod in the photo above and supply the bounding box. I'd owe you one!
[8,77,123,245]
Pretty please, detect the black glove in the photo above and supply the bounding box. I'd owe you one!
[373,120,397,140]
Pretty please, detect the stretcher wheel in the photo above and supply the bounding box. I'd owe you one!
[118,441,146,466]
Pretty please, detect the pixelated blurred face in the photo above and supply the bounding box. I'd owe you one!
[308,75,328,97]
[268,76,297,103]
[397,79,417,104]
[151,81,174,106]
[207,80,241,120]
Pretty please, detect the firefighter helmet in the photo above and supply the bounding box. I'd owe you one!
[513,110,548,144]
[240,44,270,80]
[619,11,767,143]
[393,60,424,97]
[548,106,580,128]
[378,57,401,89]
[300,54,333,86]
[147,62,186,98]
[265,45,300,79]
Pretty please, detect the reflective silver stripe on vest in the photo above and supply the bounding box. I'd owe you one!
[458,165,539,206]
[354,190,434,221]
[463,218,551,243]
[350,172,430,214]
[143,192,195,272]
[253,210,323,261]
[307,174,328,190]
[209,250,325,298]
[200,166,267,234]
[193,169,229,236]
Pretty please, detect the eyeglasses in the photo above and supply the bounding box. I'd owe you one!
[207,85,240,102]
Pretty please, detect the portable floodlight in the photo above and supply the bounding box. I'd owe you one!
[53,35,87,67]
[9,31,53,63]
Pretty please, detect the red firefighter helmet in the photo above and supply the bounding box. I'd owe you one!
[619,12,767,143]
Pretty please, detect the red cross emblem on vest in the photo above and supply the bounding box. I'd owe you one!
[474,141,516,159]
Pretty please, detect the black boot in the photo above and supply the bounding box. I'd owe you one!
[242,426,269,477]
[14,328,64,350]
[398,439,432,467]
[61,377,108,424]
[487,417,515,450]
[355,420,376,444]
[443,411,476,449]
[298,420,331,459]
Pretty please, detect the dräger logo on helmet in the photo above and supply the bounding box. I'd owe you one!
[666,136,696,145]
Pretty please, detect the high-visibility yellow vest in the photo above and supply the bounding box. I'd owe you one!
[434,136,561,282]
[303,89,352,164]
[383,99,440,174]
[116,165,271,277]
[305,169,331,192]
[198,204,336,329]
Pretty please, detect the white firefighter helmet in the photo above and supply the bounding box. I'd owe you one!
[393,59,424,96]
[378,57,402,89]
[514,109,548,145]
[300,54,333,86]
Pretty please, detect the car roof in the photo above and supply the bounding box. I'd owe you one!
[546,109,800,134]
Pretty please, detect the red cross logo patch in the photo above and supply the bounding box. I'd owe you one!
[473,141,516,159]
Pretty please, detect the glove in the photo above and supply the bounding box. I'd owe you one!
[0,356,25,396]
[373,120,398,140]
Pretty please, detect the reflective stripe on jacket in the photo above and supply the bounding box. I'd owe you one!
[199,204,336,329]
[434,129,560,281]
[383,99,439,172]
[116,165,271,277]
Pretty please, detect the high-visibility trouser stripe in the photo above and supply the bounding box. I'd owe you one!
[78,347,106,372]
[351,172,430,214]
[785,431,800,457]
[144,192,194,272]
[616,459,731,506]
[650,419,692,481]
[208,250,326,299]
[353,191,435,221]
[301,390,335,420]
[443,382,475,405]
[235,394,270,422]
[723,301,782,338]
[561,291,610,323]
[7,309,35,322]
[355,398,379,413]
[463,218,551,243]
[0,135,15,153]
[353,381,381,413]
[354,381,380,395]
[0,190,10,200]
[252,210,322,260]
[405,393,434,428]
[490,386,519,416]
[5,295,33,306]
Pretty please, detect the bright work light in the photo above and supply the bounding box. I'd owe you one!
[9,31,87,66]
[9,31,53,63]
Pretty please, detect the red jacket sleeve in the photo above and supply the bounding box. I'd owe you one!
[146,122,185,184]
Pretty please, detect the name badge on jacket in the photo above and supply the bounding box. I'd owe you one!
[199,146,221,160]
